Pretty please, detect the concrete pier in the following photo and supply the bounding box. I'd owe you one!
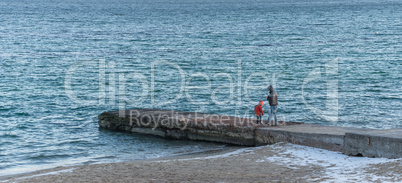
[98,109,402,159]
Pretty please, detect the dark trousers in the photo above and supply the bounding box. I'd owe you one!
[256,115,262,124]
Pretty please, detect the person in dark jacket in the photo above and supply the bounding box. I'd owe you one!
[254,100,264,124]
[267,85,278,125]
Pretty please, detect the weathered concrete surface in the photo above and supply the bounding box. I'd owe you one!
[255,125,379,152]
[255,127,345,152]
[98,109,402,158]
[98,109,276,146]
[343,130,402,159]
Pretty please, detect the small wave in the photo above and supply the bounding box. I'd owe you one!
[26,154,72,161]
[0,164,14,171]
[257,44,274,47]
[309,23,335,26]
[56,140,92,146]
[367,89,383,92]
[0,141,13,146]
[16,125,30,129]
[0,108,16,112]
[379,96,401,100]
[92,155,116,160]
[15,112,30,116]
[0,134,19,138]
[82,160,98,165]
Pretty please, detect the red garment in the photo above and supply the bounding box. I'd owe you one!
[254,105,264,116]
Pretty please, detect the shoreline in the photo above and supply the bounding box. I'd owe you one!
[2,143,401,183]
[0,146,243,182]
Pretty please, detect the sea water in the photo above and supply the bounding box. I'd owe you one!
[0,0,401,176]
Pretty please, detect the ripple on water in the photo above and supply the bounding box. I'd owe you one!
[0,133,19,139]
[14,112,31,116]
[26,154,73,161]
[55,139,98,149]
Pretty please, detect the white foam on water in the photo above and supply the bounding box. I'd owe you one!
[261,143,401,182]
[154,146,261,163]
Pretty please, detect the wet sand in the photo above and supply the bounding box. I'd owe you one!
[2,143,401,183]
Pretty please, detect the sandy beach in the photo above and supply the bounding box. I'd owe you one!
[2,143,400,183]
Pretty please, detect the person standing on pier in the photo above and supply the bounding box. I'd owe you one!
[254,100,264,124]
[267,85,278,126]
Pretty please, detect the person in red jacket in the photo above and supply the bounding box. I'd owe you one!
[254,100,264,124]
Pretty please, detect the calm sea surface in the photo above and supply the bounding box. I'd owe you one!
[0,0,401,176]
